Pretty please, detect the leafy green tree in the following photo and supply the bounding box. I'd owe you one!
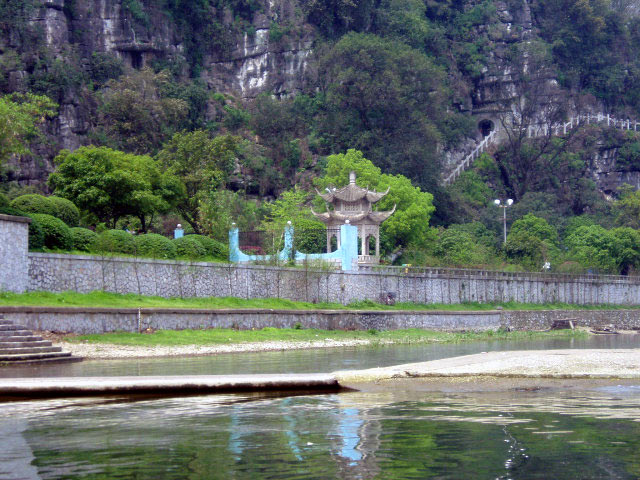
[199,189,261,240]
[317,33,462,190]
[157,131,240,234]
[509,213,559,245]
[0,93,57,165]
[314,149,435,250]
[435,225,494,266]
[98,68,188,154]
[614,185,640,229]
[49,146,181,231]
[505,214,559,268]
[565,225,618,273]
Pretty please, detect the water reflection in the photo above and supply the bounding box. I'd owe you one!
[2,388,640,479]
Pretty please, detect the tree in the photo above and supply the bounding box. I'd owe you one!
[316,33,463,190]
[0,93,57,166]
[156,131,240,234]
[97,68,188,154]
[505,214,559,268]
[314,149,436,250]
[614,184,640,229]
[49,146,181,231]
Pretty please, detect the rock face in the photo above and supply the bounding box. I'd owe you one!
[2,0,314,185]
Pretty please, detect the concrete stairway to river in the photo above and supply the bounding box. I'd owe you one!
[0,315,80,364]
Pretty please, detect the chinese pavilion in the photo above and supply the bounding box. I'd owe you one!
[311,172,395,264]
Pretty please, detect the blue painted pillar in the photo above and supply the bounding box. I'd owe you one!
[340,223,358,271]
[278,223,294,262]
[174,224,184,239]
[229,227,240,262]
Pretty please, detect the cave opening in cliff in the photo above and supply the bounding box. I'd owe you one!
[478,119,494,137]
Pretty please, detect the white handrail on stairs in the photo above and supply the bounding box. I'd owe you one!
[443,112,640,186]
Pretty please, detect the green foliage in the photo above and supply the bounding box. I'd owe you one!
[314,150,435,250]
[173,235,206,259]
[318,33,460,189]
[49,146,181,231]
[70,227,98,252]
[91,229,136,255]
[98,68,188,154]
[189,234,228,259]
[89,52,124,87]
[509,214,559,246]
[435,225,493,266]
[0,192,8,207]
[30,213,73,250]
[157,131,239,233]
[134,233,177,259]
[614,186,640,229]
[262,187,322,233]
[48,196,80,226]
[10,194,57,216]
[0,93,57,165]
[199,189,261,240]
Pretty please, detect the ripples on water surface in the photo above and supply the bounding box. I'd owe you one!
[2,388,640,479]
[1,335,639,479]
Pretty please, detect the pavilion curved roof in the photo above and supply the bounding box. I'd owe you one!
[316,184,390,204]
[310,206,396,225]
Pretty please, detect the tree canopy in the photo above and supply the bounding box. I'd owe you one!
[49,146,182,231]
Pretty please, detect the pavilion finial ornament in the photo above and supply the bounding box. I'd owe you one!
[312,171,395,265]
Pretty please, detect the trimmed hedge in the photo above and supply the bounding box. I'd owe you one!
[173,235,206,259]
[30,213,73,250]
[49,196,80,226]
[134,233,177,259]
[91,229,135,254]
[70,227,98,252]
[190,234,229,259]
[10,194,57,217]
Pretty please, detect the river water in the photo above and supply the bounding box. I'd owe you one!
[1,335,639,479]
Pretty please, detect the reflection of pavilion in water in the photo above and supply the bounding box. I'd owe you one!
[312,171,395,265]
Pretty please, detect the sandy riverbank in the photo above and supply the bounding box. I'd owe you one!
[51,338,383,359]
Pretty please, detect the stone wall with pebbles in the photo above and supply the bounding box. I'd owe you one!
[0,215,31,293]
[26,252,640,306]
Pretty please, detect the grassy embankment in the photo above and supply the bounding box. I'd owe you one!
[66,328,587,347]
[0,290,636,311]
[0,291,595,347]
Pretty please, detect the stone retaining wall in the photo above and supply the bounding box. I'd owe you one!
[2,306,639,334]
[0,215,30,293]
[26,252,640,305]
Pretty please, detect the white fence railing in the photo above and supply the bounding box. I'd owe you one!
[442,113,640,186]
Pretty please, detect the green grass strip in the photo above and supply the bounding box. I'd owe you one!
[0,291,637,311]
[68,328,587,346]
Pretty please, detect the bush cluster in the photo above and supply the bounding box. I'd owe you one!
[10,194,79,226]
[134,233,177,259]
[173,235,206,259]
[30,213,73,250]
[189,234,229,259]
[70,227,98,252]
[91,229,136,254]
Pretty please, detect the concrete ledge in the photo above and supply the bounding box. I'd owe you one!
[0,214,31,224]
[0,373,342,399]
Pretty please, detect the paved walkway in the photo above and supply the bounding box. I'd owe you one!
[1,349,639,399]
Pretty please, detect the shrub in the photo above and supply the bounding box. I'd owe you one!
[134,233,177,259]
[0,206,46,250]
[0,192,8,207]
[48,196,80,226]
[70,227,98,252]
[173,235,206,259]
[91,229,135,254]
[30,213,73,250]
[189,234,229,259]
[10,194,57,216]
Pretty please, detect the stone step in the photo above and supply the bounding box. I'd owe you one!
[0,351,73,362]
[0,355,82,365]
[0,319,12,325]
[0,324,27,331]
[0,335,43,343]
[0,346,62,355]
[0,340,53,348]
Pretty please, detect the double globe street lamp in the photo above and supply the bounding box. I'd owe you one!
[494,198,513,245]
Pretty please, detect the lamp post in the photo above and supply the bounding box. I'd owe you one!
[494,198,513,245]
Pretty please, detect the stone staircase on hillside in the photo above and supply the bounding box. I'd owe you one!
[0,316,80,364]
